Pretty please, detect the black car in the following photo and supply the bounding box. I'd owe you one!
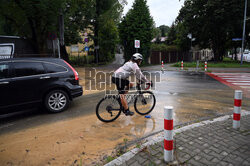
[0,58,83,114]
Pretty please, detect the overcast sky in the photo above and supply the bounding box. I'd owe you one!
[123,0,184,27]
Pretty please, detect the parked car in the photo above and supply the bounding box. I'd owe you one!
[0,58,83,114]
[243,49,250,62]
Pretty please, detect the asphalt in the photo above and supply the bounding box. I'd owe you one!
[105,112,250,166]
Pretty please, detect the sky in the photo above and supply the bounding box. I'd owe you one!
[122,0,184,27]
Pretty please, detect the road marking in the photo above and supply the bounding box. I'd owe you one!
[227,81,250,82]
[207,72,250,98]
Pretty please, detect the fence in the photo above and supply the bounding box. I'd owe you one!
[150,49,214,64]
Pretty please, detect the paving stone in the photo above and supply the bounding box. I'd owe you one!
[136,155,147,164]
[220,151,228,156]
[126,158,137,165]
[187,159,202,166]
[211,157,220,163]
[194,155,201,161]
[199,158,212,165]
[242,160,250,166]
[218,161,229,166]
[203,149,211,154]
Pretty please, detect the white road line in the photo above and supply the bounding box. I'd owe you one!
[219,77,250,80]
[212,72,250,74]
[232,83,250,85]
[226,80,250,83]
[240,86,250,89]
[219,76,250,78]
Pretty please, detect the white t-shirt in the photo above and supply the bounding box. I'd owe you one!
[113,61,148,82]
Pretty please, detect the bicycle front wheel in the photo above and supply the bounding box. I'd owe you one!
[134,91,156,115]
[96,96,122,122]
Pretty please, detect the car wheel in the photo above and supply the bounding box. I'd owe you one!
[44,90,69,113]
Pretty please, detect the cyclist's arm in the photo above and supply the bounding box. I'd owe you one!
[132,63,149,83]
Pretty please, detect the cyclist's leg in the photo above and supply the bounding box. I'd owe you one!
[117,78,134,116]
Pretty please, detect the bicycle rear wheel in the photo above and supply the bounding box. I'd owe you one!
[96,96,122,122]
[134,91,156,115]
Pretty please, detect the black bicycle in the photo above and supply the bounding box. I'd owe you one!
[96,82,156,122]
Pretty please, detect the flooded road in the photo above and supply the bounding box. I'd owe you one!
[0,69,249,166]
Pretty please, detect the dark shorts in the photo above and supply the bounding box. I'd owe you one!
[112,77,129,94]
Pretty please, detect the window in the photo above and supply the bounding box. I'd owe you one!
[13,62,45,77]
[43,62,67,73]
[0,63,9,79]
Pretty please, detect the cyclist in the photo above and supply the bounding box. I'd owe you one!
[112,53,150,116]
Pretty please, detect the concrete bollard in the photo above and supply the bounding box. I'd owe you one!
[181,61,183,70]
[233,90,242,129]
[205,61,207,71]
[161,61,164,71]
[164,106,174,162]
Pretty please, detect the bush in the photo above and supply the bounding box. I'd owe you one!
[69,55,95,66]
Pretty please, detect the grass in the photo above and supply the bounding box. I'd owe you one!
[171,57,250,68]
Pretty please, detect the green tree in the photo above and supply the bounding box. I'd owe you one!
[175,0,248,61]
[93,0,124,62]
[0,0,64,53]
[158,25,170,37]
[119,0,154,63]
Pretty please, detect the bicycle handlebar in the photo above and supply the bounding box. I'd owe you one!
[137,81,153,90]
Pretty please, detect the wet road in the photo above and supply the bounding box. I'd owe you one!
[0,70,250,166]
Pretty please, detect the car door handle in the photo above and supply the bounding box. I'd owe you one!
[0,81,9,85]
[40,76,51,80]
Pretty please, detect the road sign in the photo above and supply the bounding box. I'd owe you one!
[232,38,242,41]
[84,46,89,51]
[135,40,140,48]
[48,32,57,40]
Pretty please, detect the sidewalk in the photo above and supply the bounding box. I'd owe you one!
[105,112,250,166]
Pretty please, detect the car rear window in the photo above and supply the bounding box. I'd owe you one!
[13,62,45,77]
[43,62,67,73]
[0,62,9,79]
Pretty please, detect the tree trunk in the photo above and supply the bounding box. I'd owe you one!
[60,45,69,62]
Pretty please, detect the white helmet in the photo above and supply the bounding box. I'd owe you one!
[132,53,143,61]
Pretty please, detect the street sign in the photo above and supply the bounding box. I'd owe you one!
[48,32,57,40]
[84,46,89,51]
[135,40,140,48]
[232,38,242,41]
[71,45,78,52]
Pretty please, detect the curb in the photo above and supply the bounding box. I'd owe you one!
[105,110,250,166]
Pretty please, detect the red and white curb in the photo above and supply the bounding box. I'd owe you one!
[104,110,250,166]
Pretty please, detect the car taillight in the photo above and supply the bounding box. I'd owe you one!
[64,60,79,81]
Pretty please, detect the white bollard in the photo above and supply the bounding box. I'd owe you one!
[205,61,207,71]
[161,61,164,71]
[181,61,183,70]
[164,106,174,162]
[233,90,242,129]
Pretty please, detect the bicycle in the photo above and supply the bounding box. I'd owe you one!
[96,82,156,122]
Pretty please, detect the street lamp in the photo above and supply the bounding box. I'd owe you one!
[240,0,247,65]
